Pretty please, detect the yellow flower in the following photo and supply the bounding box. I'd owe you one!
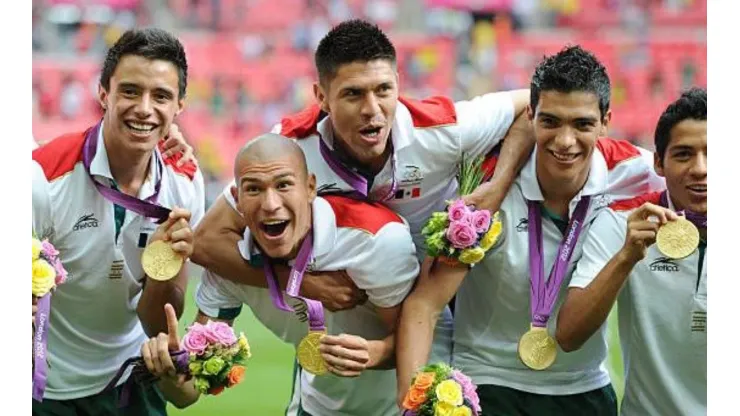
[434,401,455,416]
[480,215,502,251]
[452,405,472,416]
[435,379,463,406]
[458,247,485,265]
[32,259,56,297]
[32,238,42,261]
[238,333,251,357]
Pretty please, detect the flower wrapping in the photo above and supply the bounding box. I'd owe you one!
[32,234,68,402]
[401,363,481,416]
[421,155,502,266]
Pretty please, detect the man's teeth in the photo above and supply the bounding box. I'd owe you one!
[362,129,380,137]
[263,220,287,225]
[552,152,577,161]
[689,186,707,192]
[127,122,156,132]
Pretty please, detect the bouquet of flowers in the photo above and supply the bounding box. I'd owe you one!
[106,320,252,404]
[422,155,502,266]
[32,234,68,402]
[181,320,252,395]
[401,363,481,416]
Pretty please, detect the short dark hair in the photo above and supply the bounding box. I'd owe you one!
[530,45,611,120]
[100,28,188,99]
[314,19,396,86]
[654,87,707,161]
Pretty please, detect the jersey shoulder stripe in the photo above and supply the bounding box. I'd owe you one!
[595,137,642,170]
[323,195,403,235]
[32,130,86,181]
[398,96,457,128]
[609,191,662,211]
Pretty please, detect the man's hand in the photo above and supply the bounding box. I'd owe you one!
[619,203,679,264]
[462,175,508,214]
[161,124,195,166]
[151,208,194,259]
[141,304,187,385]
[319,334,370,377]
[301,271,367,312]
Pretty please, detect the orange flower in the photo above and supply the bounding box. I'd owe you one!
[227,365,246,387]
[413,372,436,390]
[402,386,428,410]
[208,385,225,396]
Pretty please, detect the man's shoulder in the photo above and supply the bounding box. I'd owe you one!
[322,195,405,236]
[398,95,457,128]
[32,130,88,181]
[595,138,644,170]
[609,192,662,212]
[157,141,199,182]
[277,104,327,139]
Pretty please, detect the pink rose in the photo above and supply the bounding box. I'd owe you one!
[471,210,492,234]
[206,321,237,346]
[182,323,209,355]
[448,199,471,223]
[41,240,59,258]
[453,370,481,413]
[446,221,477,249]
[53,259,67,285]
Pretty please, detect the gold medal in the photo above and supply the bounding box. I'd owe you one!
[518,326,557,371]
[296,330,327,376]
[141,240,183,281]
[656,217,700,259]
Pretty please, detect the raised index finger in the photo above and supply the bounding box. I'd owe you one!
[164,303,180,349]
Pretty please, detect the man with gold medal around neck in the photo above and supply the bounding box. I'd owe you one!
[31,28,203,415]
[142,133,421,415]
[395,45,667,415]
[557,88,707,415]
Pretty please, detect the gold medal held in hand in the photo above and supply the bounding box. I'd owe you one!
[141,240,183,281]
[656,217,700,260]
[518,326,557,371]
[297,330,328,376]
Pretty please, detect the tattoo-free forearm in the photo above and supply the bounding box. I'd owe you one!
[138,270,187,337]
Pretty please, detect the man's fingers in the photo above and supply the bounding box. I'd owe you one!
[629,230,658,245]
[630,220,660,233]
[141,340,156,373]
[157,333,177,376]
[169,207,192,223]
[320,349,367,372]
[164,304,180,348]
[168,224,193,243]
[321,334,368,350]
[170,241,192,256]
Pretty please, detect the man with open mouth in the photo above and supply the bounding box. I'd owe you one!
[395,46,668,416]
[557,88,707,416]
[31,28,203,415]
[142,133,421,416]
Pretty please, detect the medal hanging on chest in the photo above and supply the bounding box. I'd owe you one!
[263,232,328,375]
[518,197,590,370]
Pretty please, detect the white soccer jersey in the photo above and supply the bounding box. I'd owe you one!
[197,196,420,416]
[452,139,666,395]
[31,125,205,400]
[571,192,706,415]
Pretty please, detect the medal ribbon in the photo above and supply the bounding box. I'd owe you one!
[659,191,706,228]
[102,350,189,407]
[31,293,51,402]
[318,137,397,202]
[82,121,171,224]
[528,196,591,327]
[263,232,325,332]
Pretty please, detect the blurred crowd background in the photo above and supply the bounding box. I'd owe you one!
[32,0,707,208]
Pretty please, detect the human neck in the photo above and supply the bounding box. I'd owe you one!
[102,124,152,196]
[536,166,590,218]
[333,135,391,176]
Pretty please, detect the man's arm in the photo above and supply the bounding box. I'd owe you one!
[556,204,677,352]
[396,258,468,405]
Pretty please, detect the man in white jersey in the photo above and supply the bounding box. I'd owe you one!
[189,19,534,379]
[141,134,420,415]
[31,28,204,415]
[395,45,666,415]
[557,88,707,415]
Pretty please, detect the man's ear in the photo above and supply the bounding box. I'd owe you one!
[654,151,665,178]
[600,110,612,137]
[313,82,330,114]
[97,84,108,112]
[307,173,317,203]
[230,185,239,204]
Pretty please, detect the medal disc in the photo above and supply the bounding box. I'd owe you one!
[518,326,557,371]
[297,331,327,376]
[141,240,183,281]
[656,218,700,259]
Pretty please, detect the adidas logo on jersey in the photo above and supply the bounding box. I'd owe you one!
[649,257,680,272]
[73,213,99,231]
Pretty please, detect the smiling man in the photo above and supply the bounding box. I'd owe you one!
[558,88,707,415]
[395,46,666,415]
[31,28,204,415]
[141,134,421,415]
